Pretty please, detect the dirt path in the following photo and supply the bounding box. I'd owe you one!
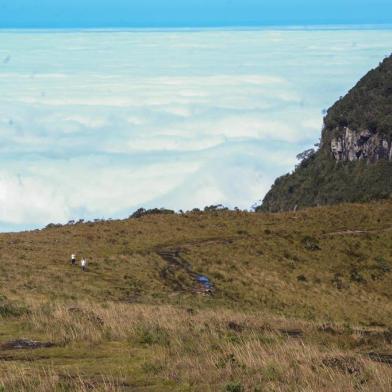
[323,226,392,237]
[156,248,214,295]
[152,235,242,295]
[153,235,238,251]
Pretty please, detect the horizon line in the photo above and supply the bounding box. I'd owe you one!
[1,23,392,33]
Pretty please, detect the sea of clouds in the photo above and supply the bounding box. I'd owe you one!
[0,28,391,231]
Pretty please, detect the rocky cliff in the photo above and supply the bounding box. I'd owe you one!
[330,127,391,163]
[260,54,392,212]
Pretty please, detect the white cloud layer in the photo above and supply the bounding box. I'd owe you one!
[0,28,391,230]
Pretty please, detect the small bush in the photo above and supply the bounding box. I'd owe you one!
[0,295,28,318]
[350,269,366,283]
[204,204,229,212]
[45,223,62,229]
[130,208,175,219]
[262,362,283,382]
[136,325,170,346]
[297,274,307,282]
[375,256,391,273]
[301,236,320,251]
[224,382,244,392]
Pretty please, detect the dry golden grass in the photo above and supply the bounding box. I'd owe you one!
[1,201,392,390]
[2,301,392,391]
[0,364,124,392]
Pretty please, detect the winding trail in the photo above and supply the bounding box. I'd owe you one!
[156,246,215,295]
[323,226,392,237]
[151,234,254,295]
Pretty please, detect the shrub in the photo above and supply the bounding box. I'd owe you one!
[224,382,244,392]
[350,269,366,283]
[261,362,283,382]
[45,223,62,229]
[204,204,229,212]
[130,208,175,219]
[301,236,320,251]
[0,295,28,318]
[136,325,170,346]
[375,256,391,273]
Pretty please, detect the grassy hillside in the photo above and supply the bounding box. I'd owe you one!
[2,202,392,390]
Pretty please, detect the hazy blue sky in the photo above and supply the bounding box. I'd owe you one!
[1,0,392,28]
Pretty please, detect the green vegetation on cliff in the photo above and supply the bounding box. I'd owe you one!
[261,54,392,212]
[324,54,392,138]
[261,152,392,212]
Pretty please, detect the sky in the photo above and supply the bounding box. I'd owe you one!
[1,0,392,28]
[0,28,391,231]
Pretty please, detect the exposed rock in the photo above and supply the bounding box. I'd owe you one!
[1,339,55,350]
[331,127,391,163]
[259,54,392,212]
[228,321,245,332]
[279,328,304,338]
[368,352,392,365]
[322,356,362,374]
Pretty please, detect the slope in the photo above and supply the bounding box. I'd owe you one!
[1,202,392,390]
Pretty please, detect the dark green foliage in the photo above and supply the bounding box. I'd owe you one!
[370,256,392,280]
[375,256,391,274]
[259,54,392,212]
[224,382,244,392]
[324,55,392,138]
[45,223,63,229]
[296,148,316,169]
[136,325,170,346]
[204,204,229,212]
[130,205,234,218]
[130,208,175,219]
[301,236,320,251]
[261,156,392,212]
[0,295,28,318]
[350,269,366,284]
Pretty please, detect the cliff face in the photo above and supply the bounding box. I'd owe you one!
[260,54,392,212]
[330,127,392,163]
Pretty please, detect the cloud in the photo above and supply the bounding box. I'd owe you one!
[0,28,391,230]
[0,172,70,225]
[144,149,275,211]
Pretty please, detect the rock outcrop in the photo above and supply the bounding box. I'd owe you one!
[259,54,392,212]
[330,127,391,163]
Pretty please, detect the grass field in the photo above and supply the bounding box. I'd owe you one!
[1,201,392,390]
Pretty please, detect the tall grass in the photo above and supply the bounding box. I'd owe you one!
[1,202,392,390]
[0,365,123,391]
[0,301,390,391]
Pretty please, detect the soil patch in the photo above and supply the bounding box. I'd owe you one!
[157,248,214,295]
[1,339,55,350]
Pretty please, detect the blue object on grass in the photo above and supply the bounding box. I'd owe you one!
[196,275,213,290]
